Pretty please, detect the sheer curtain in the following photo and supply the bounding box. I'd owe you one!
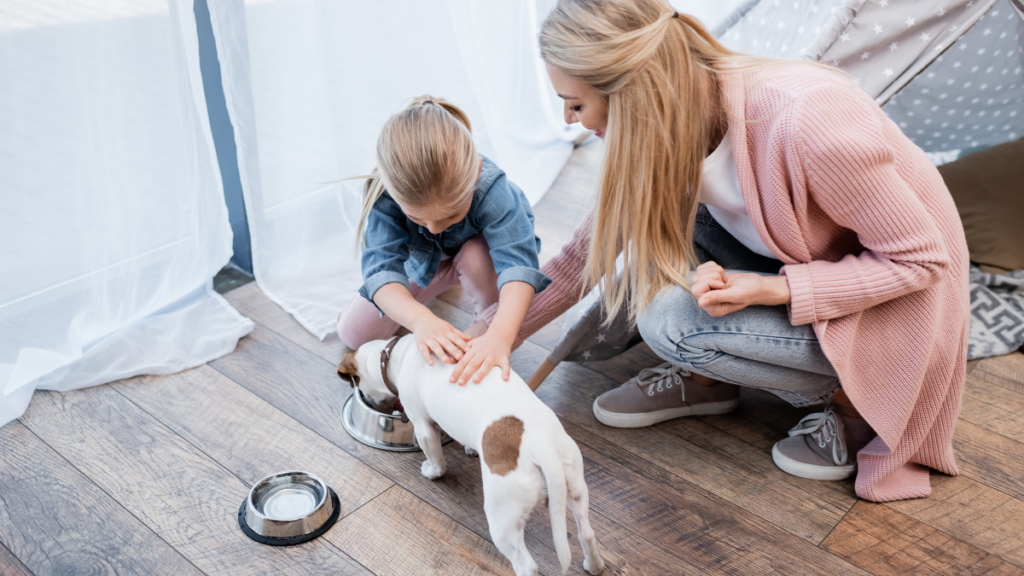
[0,0,253,427]
[208,0,586,340]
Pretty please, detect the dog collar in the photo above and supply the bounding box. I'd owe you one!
[379,336,401,398]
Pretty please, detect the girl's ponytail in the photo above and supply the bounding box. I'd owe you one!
[409,94,473,133]
[355,95,479,246]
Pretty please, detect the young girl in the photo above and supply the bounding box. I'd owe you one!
[476,0,969,502]
[337,95,550,385]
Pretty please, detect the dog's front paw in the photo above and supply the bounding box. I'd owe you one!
[584,555,605,575]
[420,460,445,480]
[464,446,478,457]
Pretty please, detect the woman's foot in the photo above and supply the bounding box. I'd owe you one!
[593,363,740,428]
[771,404,875,481]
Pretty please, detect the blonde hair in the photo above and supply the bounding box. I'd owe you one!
[356,95,477,244]
[540,0,787,324]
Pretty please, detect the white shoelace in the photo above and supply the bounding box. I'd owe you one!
[628,362,690,398]
[787,407,848,466]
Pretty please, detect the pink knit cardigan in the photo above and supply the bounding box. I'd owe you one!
[487,63,970,502]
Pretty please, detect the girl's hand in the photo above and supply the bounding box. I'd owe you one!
[410,312,470,366]
[449,333,511,385]
[697,273,791,317]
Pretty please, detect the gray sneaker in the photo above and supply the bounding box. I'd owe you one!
[593,362,740,428]
[771,405,875,481]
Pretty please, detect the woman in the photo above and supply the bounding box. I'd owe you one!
[467,0,969,502]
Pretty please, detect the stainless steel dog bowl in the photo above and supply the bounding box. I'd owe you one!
[341,390,452,451]
[237,471,340,546]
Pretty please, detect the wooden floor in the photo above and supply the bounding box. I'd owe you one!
[4,140,1024,575]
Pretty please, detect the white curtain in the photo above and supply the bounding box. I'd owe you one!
[0,0,253,427]
[208,0,587,340]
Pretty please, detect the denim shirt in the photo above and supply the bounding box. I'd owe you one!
[358,156,551,308]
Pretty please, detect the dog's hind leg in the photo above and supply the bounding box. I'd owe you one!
[483,473,539,576]
[566,448,605,575]
[415,421,446,480]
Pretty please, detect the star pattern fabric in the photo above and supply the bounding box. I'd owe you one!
[716,0,835,59]
[715,0,1023,152]
[882,2,1024,152]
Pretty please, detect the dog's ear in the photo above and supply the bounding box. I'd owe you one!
[337,350,360,388]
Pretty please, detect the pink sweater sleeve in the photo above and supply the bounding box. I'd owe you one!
[782,87,952,326]
[483,210,595,349]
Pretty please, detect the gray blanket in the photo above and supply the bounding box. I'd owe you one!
[968,266,1024,359]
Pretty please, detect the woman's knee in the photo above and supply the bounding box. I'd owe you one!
[637,287,707,362]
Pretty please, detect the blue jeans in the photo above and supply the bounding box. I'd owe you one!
[637,207,840,407]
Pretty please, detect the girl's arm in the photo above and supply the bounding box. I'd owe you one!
[449,281,535,385]
[374,283,469,366]
[481,209,597,350]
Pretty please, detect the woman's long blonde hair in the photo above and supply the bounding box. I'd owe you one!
[540,0,749,324]
[356,95,477,244]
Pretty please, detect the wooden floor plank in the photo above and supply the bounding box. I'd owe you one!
[116,366,515,575]
[115,365,393,519]
[0,420,201,576]
[18,386,368,576]
[960,372,1024,444]
[822,500,1024,576]
[225,282,346,365]
[332,486,509,576]
[972,353,1024,395]
[888,474,1024,569]
[209,317,705,575]
[0,543,32,576]
[563,420,868,575]
[953,420,1024,501]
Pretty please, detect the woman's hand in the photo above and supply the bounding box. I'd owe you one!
[449,333,511,385]
[691,261,791,317]
[691,262,728,299]
[409,312,470,366]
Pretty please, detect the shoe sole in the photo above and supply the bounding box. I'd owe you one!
[593,399,740,428]
[771,442,855,481]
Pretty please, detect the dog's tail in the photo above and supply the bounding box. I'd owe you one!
[536,443,571,574]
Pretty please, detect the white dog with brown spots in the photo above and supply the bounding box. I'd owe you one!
[338,336,605,576]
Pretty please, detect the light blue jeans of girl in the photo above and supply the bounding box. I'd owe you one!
[637,207,840,408]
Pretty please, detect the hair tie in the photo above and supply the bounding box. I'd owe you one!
[673,11,679,19]
[423,100,434,106]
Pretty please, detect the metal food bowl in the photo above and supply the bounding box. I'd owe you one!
[341,390,452,452]
[237,471,340,546]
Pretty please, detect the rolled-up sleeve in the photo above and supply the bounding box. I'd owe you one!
[479,176,552,294]
[358,195,412,309]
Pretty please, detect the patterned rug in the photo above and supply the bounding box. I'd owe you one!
[968,266,1024,359]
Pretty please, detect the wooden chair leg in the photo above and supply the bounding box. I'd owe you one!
[526,359,557,392]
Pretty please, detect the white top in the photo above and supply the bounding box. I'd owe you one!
[699,129,776,259]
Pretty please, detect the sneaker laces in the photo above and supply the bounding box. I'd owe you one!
[787,406,848,466]
[628,362,690,397]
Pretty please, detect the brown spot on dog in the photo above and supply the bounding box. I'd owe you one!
[337,350,360,387]
[481,416,524,476]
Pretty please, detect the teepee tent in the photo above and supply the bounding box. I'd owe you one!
[527,0,1024,389]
